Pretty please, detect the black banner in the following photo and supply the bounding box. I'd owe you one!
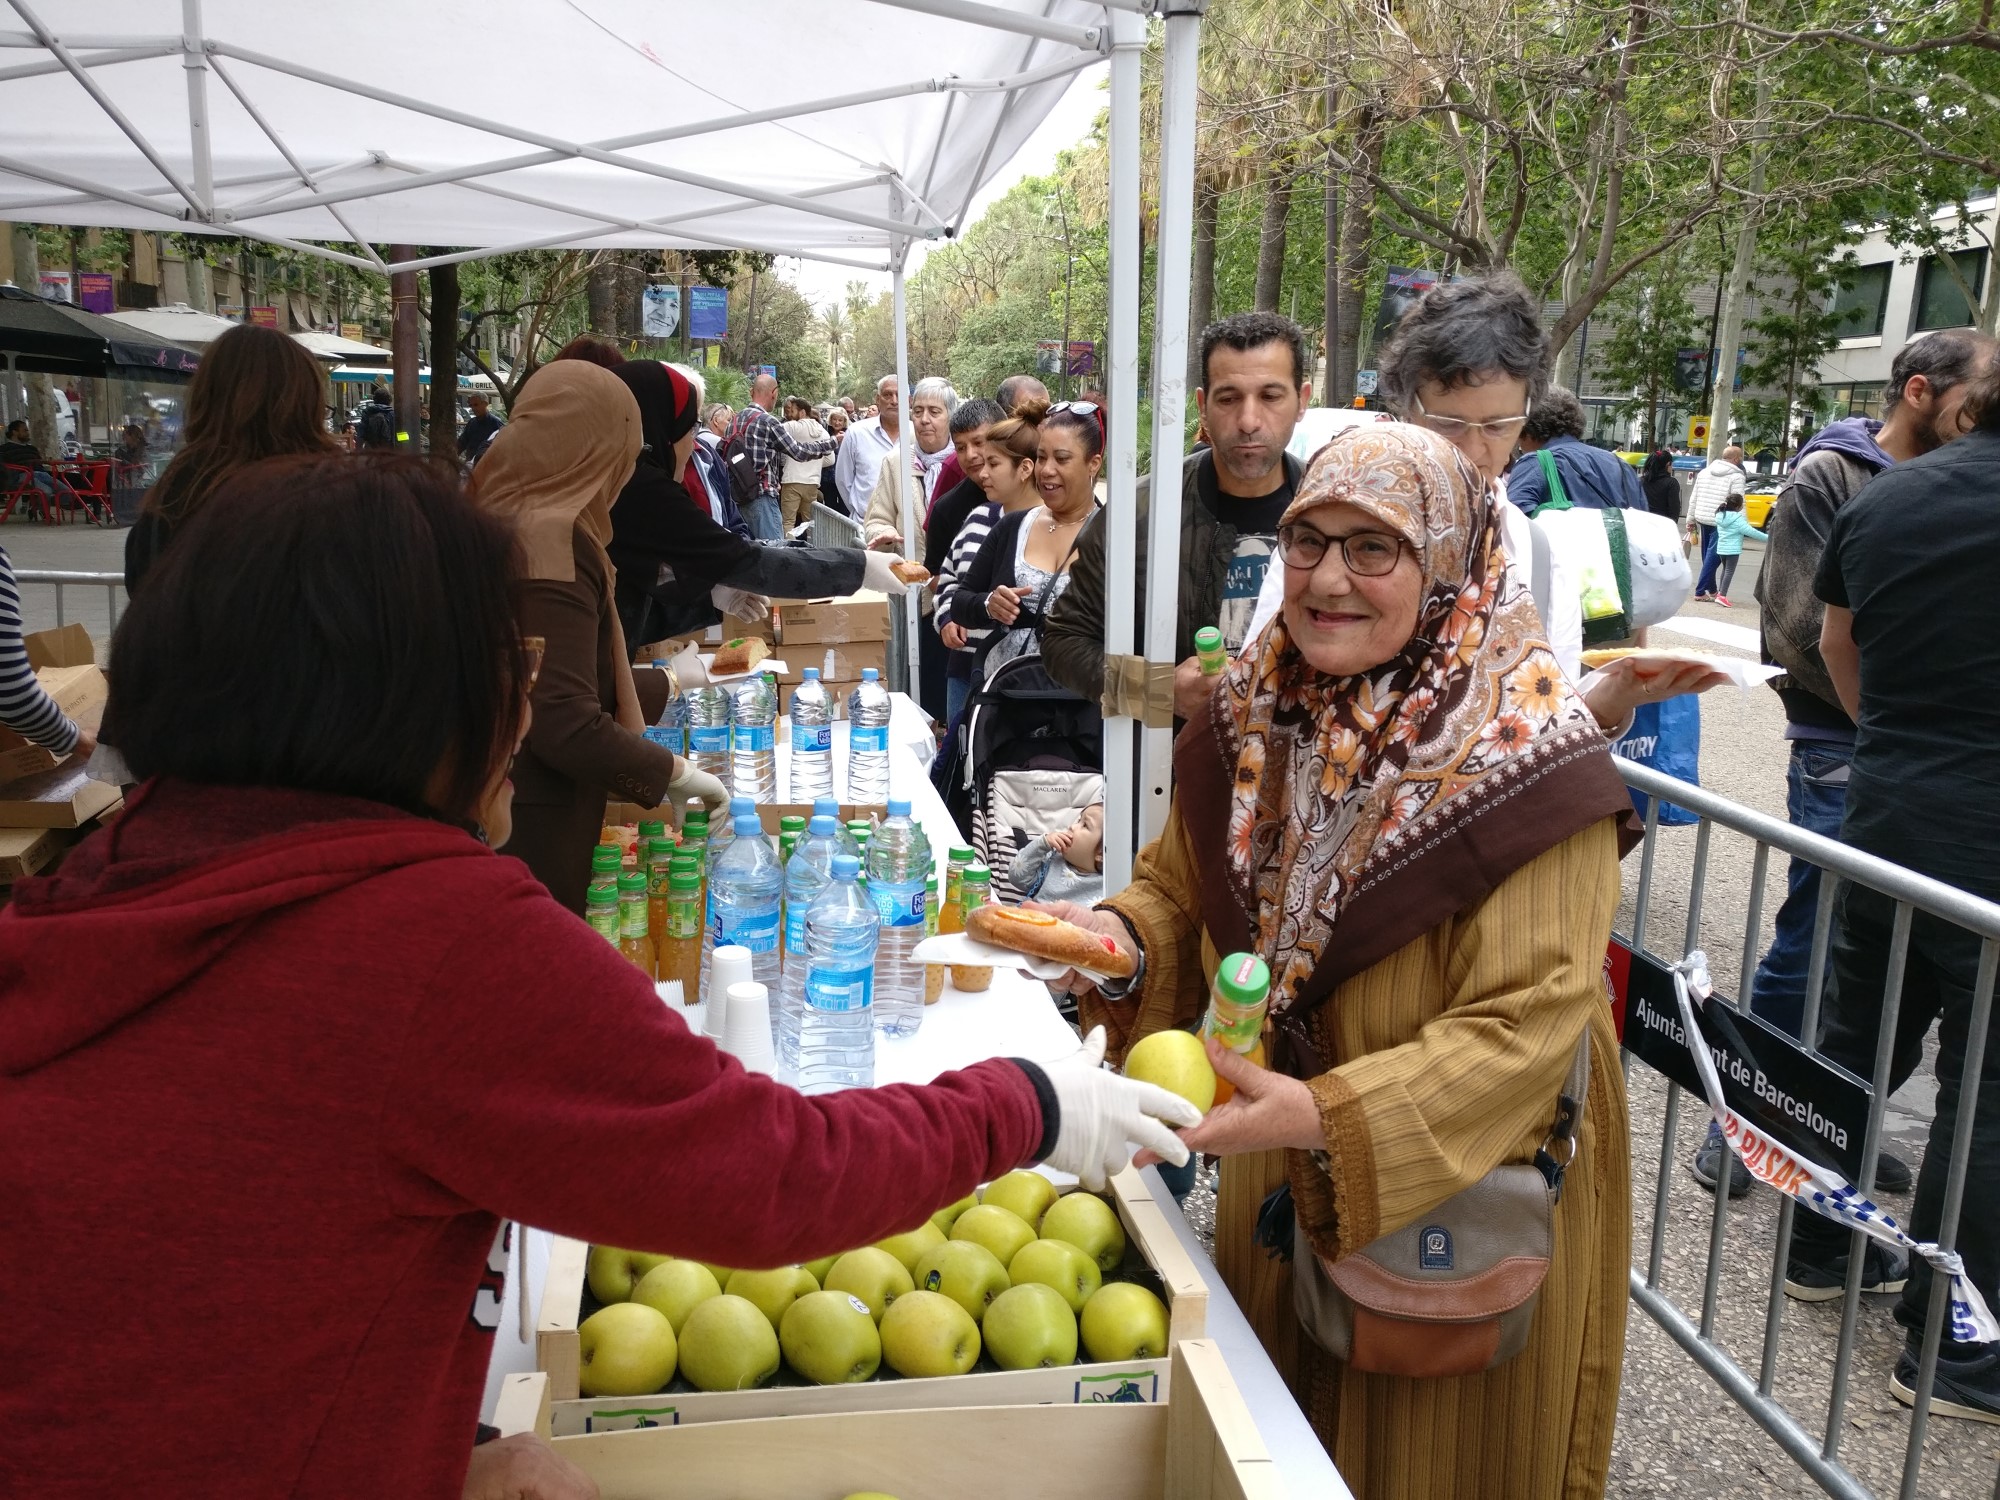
[1614,940,1873,1180]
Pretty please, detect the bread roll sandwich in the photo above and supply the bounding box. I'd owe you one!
[890,560,931,585]
[965,903,1135,978]
[713,636,772,674]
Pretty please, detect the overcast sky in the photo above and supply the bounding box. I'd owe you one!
[779,62,1108,314]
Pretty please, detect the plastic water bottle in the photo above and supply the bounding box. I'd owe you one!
[846,668,892,802]
[790,667,835,801]
[685,685,732,780]
[799,854,878,1094]
[709,796,782,994]
[867,798,931,1038]
[812,795,862,859]
[778,814,841,1073]
[732,672,778,801]
[648,692,688,758]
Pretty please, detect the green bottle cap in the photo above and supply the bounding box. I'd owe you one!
[964,864,991,885]
[593,841,621,860]
[646,836,675,859]
[638,820,667,838]
[618,872,647,894]
[590,850,620,875]
[684,808,709,830]
[926,872,938,891]
[1195,626,1223,651]
[948,845,975,864]
[1213,951,1271,1006]
[670,871,701,892]
[779,814,806,832]
[585,884,617,907]
[847,819,871,833]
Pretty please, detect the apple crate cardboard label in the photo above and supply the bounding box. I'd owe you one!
[537,1171,1206,1424]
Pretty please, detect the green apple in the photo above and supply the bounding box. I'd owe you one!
[779,1290,883,1384]
[873,1220,946,1274]
[1079,1282,1169,1362]
[1007,1237,1101,1314]
[980,1170,1059,1230]
[928,1193,978,1236]
[803,1254,843,1285]
[912,1239,1010,1323]
[823,1247,914,1323]
[585,1245,674,1305]
[676,1294,782,1391]
[950,1204,1036,1269]
[696,1262,736,1287]
[629,1259,721,1334]
[726,1266,818,1330]
[879,1289,981,1378]
[1123,1028,1216,1113]
[981,1282,1079,1370]
[1039,1192,1129,1274]
[577,1302,677,1396]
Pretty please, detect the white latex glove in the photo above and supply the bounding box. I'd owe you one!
[861,549,911,597]
[665,760,729,821]
[669,643,708,692]
[711,585,769,621]
[1039,1027,1202,1190]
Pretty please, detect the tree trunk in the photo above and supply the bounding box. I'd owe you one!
[679,254,694,361]
[1254,166,1292,313]
[1707,69,1770,459]
[1188,180,1218,393]
[8,225,58,450]
[428,261,460,458]
[1329,112,1382,405]
[587,253,620,335]
[390,245,421,450]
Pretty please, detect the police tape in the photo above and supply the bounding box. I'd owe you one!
[1672,952,2000,1346]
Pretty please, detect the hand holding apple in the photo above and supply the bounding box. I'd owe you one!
[1134,1036,1323,1165]
[460,1433,599,1500]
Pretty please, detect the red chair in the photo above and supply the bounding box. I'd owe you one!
[0,464,52,524]
[52,462,114,526]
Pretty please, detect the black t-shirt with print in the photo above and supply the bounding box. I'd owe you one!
[1199,453,1296,653]
[1814,428,2000,897]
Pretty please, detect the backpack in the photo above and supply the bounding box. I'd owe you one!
[721,412,763,509]
[357,402,396,450]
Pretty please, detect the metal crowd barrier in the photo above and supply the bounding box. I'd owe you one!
[1615,759,2000,1500]
[807,501,863,549]
[13,569,126,633]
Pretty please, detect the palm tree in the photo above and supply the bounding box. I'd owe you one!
[819,302,849,391]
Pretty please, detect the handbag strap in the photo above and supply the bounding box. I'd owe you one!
[1533,1032,1593,1200]
[1534,447,1572,511]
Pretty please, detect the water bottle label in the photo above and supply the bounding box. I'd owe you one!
[784,906,809,956]
[850,726,889,755]
[714,906,780,953]
[643,725,686,755]
[807,964,874,1013]
[734,724,775,752]
[690,725,730,755]
[795,723,832,754]
[873,885,927,928]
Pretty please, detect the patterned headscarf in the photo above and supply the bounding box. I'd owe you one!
[1216,422,1612,1014]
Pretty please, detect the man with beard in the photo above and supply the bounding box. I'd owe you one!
[1689,327,1998,1198]
[1045,312,1309,721]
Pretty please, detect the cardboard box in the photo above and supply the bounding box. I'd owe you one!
[722,610,778,644]
[24,622,94,669]
[536,1168,1207,1428]
[771,639,887,687]
[0,826,63,883]
[0,762,121,829]
[495,1339,1276,1500]
[776,593,891,646]
[0,663,108,782]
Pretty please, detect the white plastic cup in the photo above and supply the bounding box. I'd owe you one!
[706,945,751,1039]
[722,980,777,1076]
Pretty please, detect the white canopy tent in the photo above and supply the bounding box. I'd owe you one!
[0,0,1208,885]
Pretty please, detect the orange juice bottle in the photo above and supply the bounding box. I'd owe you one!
[939,845,975,934]
[661,870,703,1002]
[643,837,676,975]
[1202,951,1271,1105]
[617,872,656,978]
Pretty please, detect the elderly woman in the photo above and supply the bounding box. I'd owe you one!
[1049,424,1634,1499]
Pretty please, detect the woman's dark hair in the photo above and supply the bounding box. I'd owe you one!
[986,395,1048,466]
[553,335,626,369]
[105,454,532,825]
[1719,494,1745,512]
[1959,365,2000,433]
[1642,448,1674,481]
[1042,397,1104,459]
[143,323,336,526]
[1376,270,1550,415]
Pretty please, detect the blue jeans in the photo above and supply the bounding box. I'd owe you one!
[1694,522,1721,595]
[1156,1154,1198,1203]
[743,494,782,541]
[1747,740,1853,1039]
[944,671,971,731]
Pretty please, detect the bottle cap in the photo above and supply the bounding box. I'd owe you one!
[802,666,819,680]
[949,845,975,863]
[1213,951,1271,1006]
[593,842,621,861]
[888,798,911,818]
[586,882,617,905]
[813,796,839,817]
[779,815,806,831]
[670,871,701,892]
[731,796,757,818]
[809,815,838,836]
[646,837,675,859]
[638,820,667,838]
[617,871,646,894]
[1195,626,1223,652]
[669,854,699,874]
[964,863,992,884]
[861,667,879,681]
[685,806,709,828]
[926,872,938,890]
[833,854,860,879]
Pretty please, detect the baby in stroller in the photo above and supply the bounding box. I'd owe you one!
[1007,800,1104,905]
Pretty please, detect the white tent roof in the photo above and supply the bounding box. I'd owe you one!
[0,1,1115,273]
[292,329,390,361]
[102,302,238,343]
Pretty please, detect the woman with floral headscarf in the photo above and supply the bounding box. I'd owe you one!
[1043,423,1634,1498]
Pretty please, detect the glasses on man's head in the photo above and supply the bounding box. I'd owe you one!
[1411,391,1532,443]
[1276,523,1408,576]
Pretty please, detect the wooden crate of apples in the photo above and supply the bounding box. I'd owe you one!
[536,1167,1206,1432]
[494,1336,1280,1500]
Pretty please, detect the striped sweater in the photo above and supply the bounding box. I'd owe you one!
[0,544,81,755]
[933,499,1000,648]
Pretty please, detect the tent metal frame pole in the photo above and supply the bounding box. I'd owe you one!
[1140,0,1203,846]
[0,151,191,219]
[890,240,918,699]
[179,0,211,215]
[0,41,172,83]
[863,0,1102,49]
[0,29,181,47]
[1100,4,1144,892]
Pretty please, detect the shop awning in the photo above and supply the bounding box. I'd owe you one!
[0,284,201,378]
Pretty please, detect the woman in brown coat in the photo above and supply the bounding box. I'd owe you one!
[1047,424,1634,1498]
[471,361,727,910]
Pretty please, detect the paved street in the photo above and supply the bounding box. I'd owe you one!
[5,519,1991,1495]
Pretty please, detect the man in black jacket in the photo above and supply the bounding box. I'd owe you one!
[1043,313,1308,720]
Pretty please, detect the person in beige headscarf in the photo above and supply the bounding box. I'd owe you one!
[471,361,727,910]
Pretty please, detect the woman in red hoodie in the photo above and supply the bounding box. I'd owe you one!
[0,454,1197,1500]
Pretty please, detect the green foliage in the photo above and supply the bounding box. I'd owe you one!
[1594,253,1707,450]
[1740,207,1856,461]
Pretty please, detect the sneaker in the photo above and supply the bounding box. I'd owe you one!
[1890,1344,2000,1425]
[1690,1121,1751,1198]
[1716,595,1732,607]
[1785,1241,1910,1302]
[1874,1151,1914,1194]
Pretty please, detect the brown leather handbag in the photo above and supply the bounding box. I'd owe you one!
[1291,1035,1590,1378]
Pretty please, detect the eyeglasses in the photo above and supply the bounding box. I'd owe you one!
[1049,400,1100,418]
[520,636,545,691]
[1411,391,1532,443]
[1276,523,1409,576]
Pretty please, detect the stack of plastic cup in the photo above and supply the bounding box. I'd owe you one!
[705,945,751,1041]
[721,981,777,1076]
